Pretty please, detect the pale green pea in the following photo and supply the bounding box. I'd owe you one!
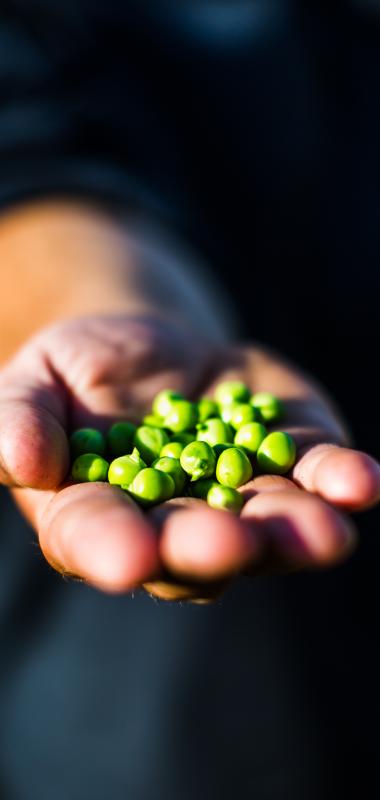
[106,421,137,458]
[230,403,260,430]
[196,417,234,447]
[152,456,187,495]
[257,431,296,475]
[214,381,250,407]
[180,441,216,481]
[251,392,284,423]
[72,453,109,483]
[127,467,175,507]
[207,484,243,513]
[160,441,185,459]
[69,428,106,459]
[216,446,253,488]
[152,389,185,419]
[197,398,219,423]
[133,425,169,464]
[234,422,267,455]
[108,447,146,485]
[163,400,198,433]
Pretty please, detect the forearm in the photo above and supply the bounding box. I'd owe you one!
[0,199,232,362]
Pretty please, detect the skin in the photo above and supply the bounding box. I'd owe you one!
[1,200,380,602]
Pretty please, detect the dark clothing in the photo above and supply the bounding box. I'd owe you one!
[0,3,379,798]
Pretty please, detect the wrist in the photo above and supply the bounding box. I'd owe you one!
[0,199,234,361]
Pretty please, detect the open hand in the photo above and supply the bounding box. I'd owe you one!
[1,315,379,602]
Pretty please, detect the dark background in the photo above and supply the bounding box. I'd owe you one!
[0,2,379,798]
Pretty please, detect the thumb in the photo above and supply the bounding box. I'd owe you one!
[0,356,68,489]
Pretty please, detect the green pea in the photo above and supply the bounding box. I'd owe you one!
[127,467,175,507]
[171,431,195,446]
[213,443,248,460]
[108,447,146,485]
[251,392,284,423]
[163,400,198,433]
[234,422,267,455]
[180,441,216,481]
[219,403,240,424]
[230,403,260,430]
[213,443,233,459]
[160,441,186,459]
[189,478,219,499]
[71,453,109,483]
[69,428,106,459]
[196,417,234,447]
[257,431,296,475]
[133,425,169,464]
[215,381,250,407]
[216,446,253,488]
[142,414,166,428]
[197,398,219,423]
[106,421,137,458]
[207,484,243,513]
[152,389,185,419]
[152,456,187,495]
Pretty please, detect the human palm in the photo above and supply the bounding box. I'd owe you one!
[1,315,379,602]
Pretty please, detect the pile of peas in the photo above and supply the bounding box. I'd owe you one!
[70,383,296,513]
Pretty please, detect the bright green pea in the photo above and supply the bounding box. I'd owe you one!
[216,447,253,488]
[213,443,248,460]
[234,422,267,455]
[152,389,185,419]
[152,456,187,495]
[160,441,185,459]
[106,421,137,458]
[180,441,216,481]
[196,417,234,447]
[108,447,146,485]
[127,467,175,507]
[230,403,260,430]
[197,398,219,423]
[171,431,195,445]
[163,400,198,433]
[213,443,233,459]
[207,484,243,513]
[257,431,296,475]
[219,403,240,424]
[71,453,109,483]
[133,426,169,464]
[251,392,284,423]
[142,414,166,428]
[189,478,219,499]
[69,428,106,459]
[215,381,250,407]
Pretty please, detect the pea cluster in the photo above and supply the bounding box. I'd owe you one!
[69,383,296,513]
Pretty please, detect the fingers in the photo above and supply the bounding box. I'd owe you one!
[241,487,356,570]
[0,360,68,489]
[292,444,380,511]
[13,483,160,593]
[151,498,262,582]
